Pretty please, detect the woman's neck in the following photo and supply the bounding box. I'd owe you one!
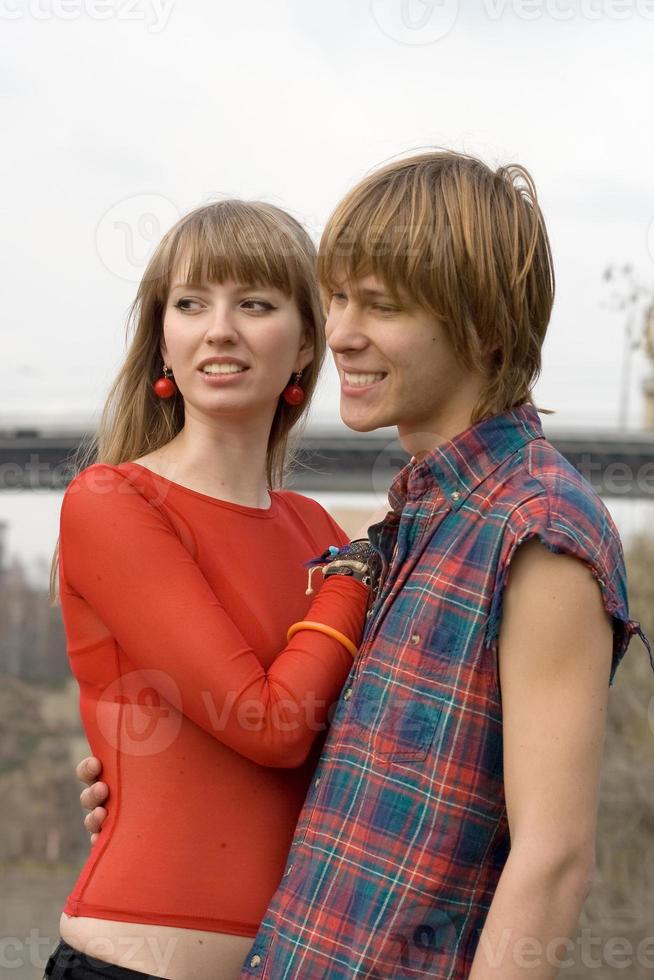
[150,413,273,509]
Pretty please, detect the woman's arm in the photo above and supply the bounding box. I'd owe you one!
[60,465,369,769]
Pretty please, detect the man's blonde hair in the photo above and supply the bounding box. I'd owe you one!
[318,150,555,423]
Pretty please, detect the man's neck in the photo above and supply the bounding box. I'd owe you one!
[397,405,477,460]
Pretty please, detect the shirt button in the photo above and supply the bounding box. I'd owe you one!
[314,776,321,788]
[284,863,293,877]
[343,687,353,700]
[410,633,421,645]
[250,954,262,967]
[451,490,461,501]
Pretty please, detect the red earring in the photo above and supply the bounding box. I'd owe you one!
[153,364,177,399]
[282,370,305,406]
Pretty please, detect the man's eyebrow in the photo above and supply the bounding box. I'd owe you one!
[358,287,395,299]
[330,283,394,299]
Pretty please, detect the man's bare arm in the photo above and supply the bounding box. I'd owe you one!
[468,537,613,979]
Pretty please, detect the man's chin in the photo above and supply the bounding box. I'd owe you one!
[340,405,388,433]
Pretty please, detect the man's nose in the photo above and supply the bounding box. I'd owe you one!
[326,304,367,353]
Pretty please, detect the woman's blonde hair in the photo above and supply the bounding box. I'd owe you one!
[49,199,325,605]
[318,149,555,423]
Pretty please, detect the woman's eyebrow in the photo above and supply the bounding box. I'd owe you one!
[233,282,280,292]
[169,281,210,291]
[169,281,278,292]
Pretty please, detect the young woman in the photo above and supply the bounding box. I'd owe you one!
[46,199,381,980]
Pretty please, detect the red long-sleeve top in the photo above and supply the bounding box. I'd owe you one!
[57,462,368,936]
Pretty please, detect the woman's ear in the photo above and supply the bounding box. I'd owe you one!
[297,329,315,371]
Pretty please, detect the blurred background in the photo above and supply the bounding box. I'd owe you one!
[1,1,654,977]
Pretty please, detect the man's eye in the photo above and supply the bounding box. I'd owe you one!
[373,304,399,314]
[330,292,347,303]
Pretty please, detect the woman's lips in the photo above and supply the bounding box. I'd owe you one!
[198,367,250,385]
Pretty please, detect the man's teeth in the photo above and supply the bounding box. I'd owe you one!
[202,364,246,374]
[344,372,385,387]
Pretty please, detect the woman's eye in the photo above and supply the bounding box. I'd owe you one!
[240,299,275,312]
[174,298,204,311]
[373,304,399,315]
[330,292,347,304]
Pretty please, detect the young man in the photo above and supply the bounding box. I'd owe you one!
[79,152,652,978]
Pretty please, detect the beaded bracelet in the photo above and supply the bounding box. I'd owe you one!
[304,539,383,596]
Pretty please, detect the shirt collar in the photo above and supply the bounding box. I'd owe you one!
[388,402,545,514]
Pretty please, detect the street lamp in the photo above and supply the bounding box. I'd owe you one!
[603,265,652,430]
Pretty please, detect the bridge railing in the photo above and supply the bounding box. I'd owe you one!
[1,428,653,500]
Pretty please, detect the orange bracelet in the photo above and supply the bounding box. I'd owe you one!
[286,620,358,660]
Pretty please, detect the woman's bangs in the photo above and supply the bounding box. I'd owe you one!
[165,211,295,297]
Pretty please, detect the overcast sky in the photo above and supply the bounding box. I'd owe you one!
[2,0,654,436]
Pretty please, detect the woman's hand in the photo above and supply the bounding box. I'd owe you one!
[76,756,108,845]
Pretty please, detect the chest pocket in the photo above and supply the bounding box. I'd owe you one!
[349,622,457,763]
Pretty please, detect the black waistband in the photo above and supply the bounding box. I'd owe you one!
[45,938,169,980]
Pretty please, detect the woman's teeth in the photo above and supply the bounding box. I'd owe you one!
[202,364,246,375]
[344,372,385,387]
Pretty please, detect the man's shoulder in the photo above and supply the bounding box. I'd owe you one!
[516,439,617,536]
[490,438,628,617]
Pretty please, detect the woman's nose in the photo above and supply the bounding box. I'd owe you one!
[204,306,240,343]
